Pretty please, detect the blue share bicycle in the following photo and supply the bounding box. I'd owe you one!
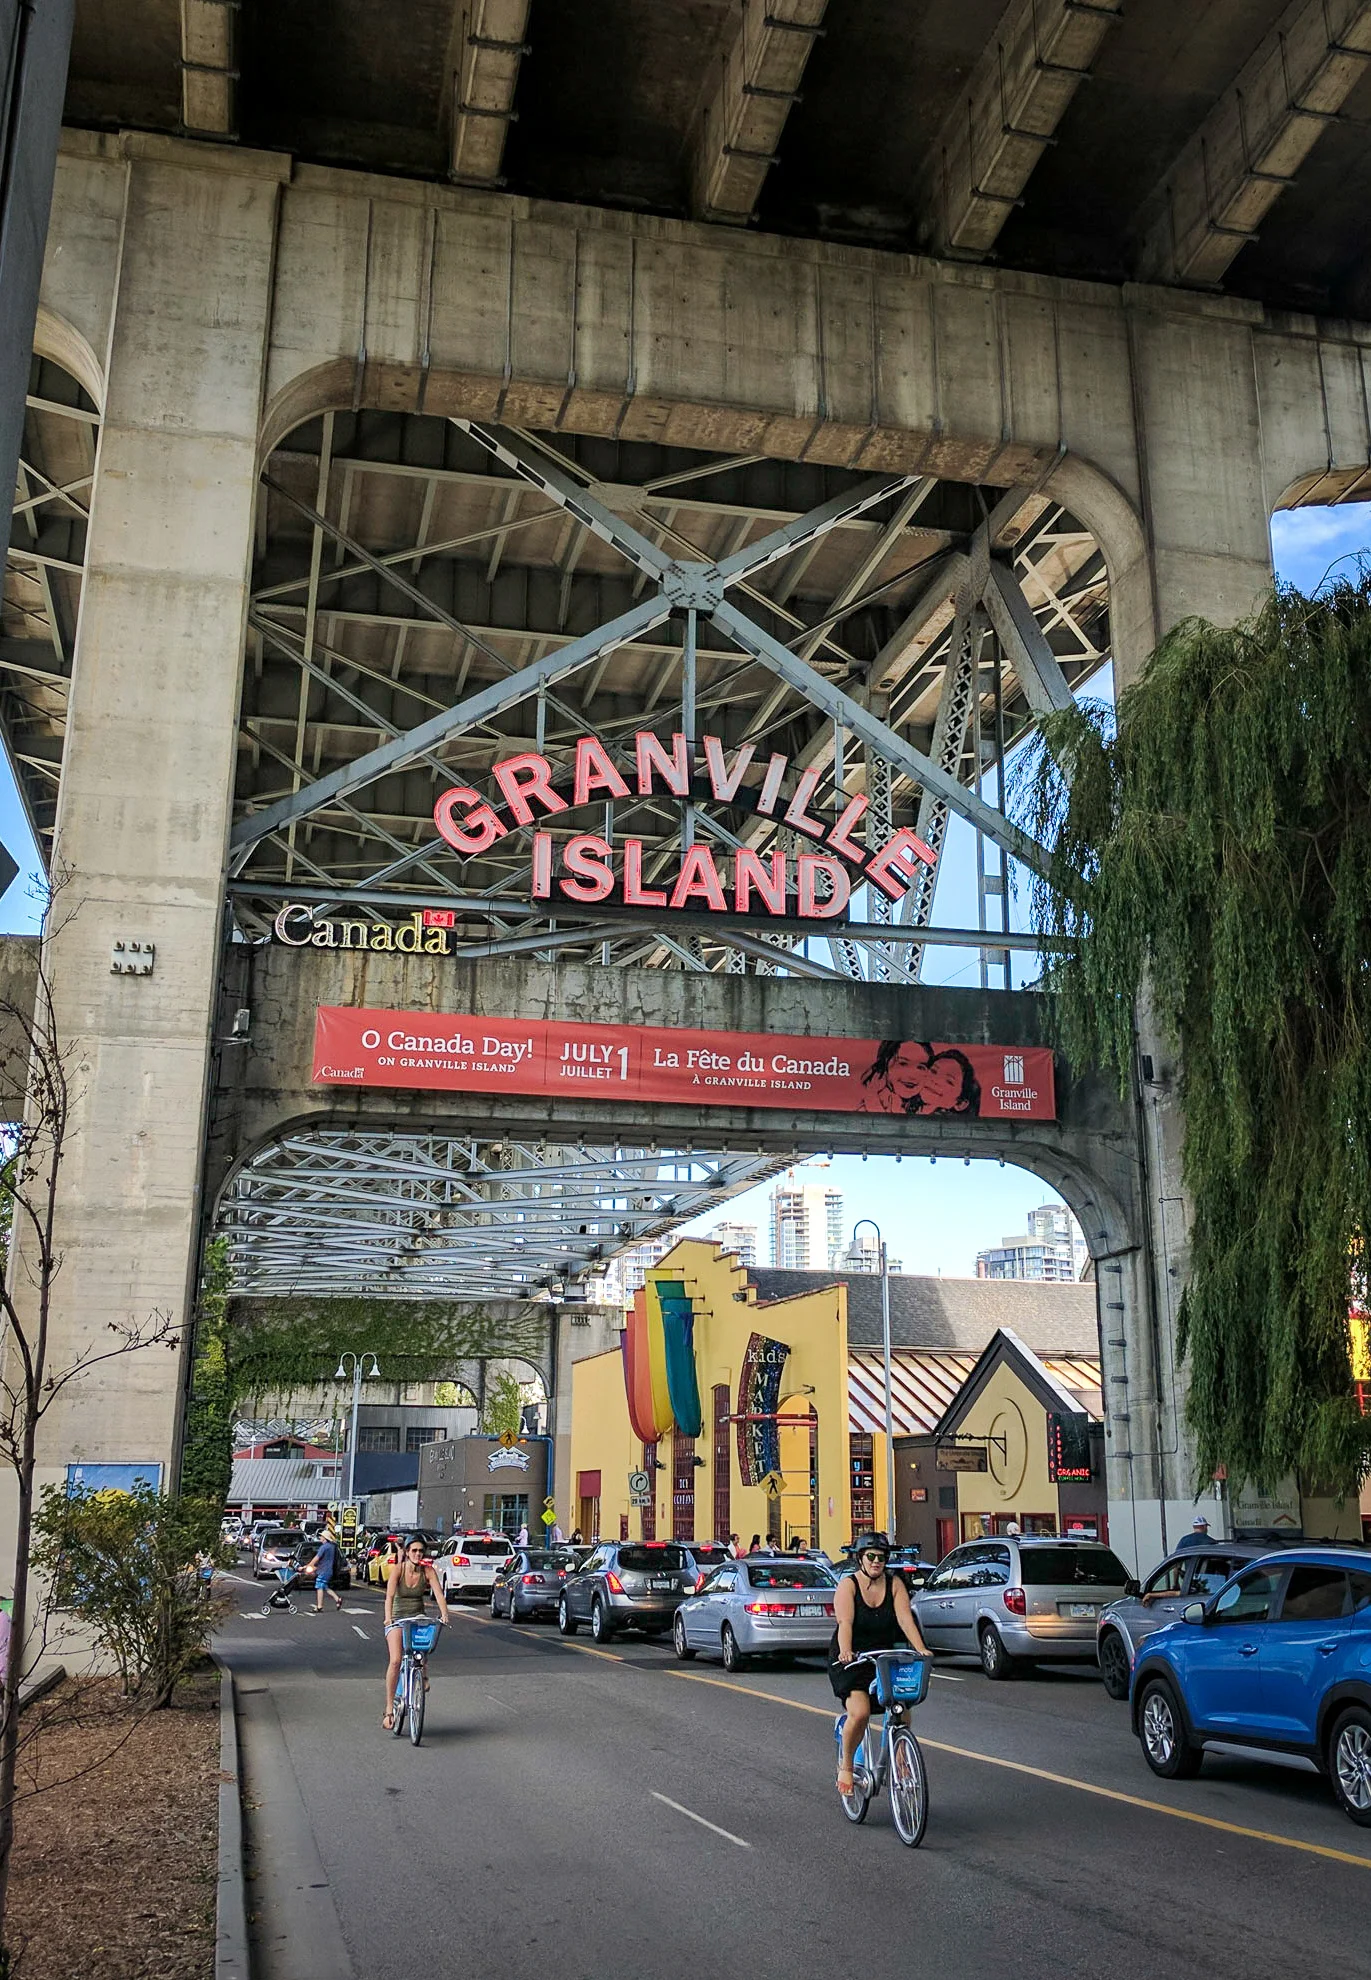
[391,1616,443,1746]
[834,1649,932,1846]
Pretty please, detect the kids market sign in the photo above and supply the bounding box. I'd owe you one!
[431,729,937,923]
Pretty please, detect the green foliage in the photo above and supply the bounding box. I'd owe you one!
[33,1485,226,1708]
[226,1295,548,1404]
[479,1369,526,1439]
[1023,580,1371,1497]
[179,1238,234,1503]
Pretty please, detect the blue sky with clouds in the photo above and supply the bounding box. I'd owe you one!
[5,504,1368,1268]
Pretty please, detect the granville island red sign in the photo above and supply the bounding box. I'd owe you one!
[431,730,938,922]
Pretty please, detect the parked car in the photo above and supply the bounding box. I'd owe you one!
[1131,1548,1371,1825]
[491,1548,578,1621]
[253,1527,305,1578]
[674,1555,838,1671]
[1096,1541,1274,1699]
[680,1541,732,1591]
[559,1540,692,1643]
[432,1532,516,1603]
[914,1537,1134,1679]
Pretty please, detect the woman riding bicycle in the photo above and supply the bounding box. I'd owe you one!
[383,1535,449,1729]
[829,1531,930,1795]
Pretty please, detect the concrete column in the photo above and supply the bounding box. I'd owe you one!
[1104,292,1277,1559]
[25,149,283,1490]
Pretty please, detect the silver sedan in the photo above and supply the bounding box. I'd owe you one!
[672,1555,837,1672]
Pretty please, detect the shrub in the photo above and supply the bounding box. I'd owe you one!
[32,1486,226,1708]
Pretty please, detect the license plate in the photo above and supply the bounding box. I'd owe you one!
[650,1577,674,1590]
[799,1605,824,1618]
[1068,1602,1097,1619]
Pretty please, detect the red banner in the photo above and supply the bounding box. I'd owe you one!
[312,1008,1055,1120]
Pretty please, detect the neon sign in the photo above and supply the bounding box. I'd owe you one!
[432,730,936,923]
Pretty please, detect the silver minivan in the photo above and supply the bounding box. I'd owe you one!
[914,1538,1134,1679]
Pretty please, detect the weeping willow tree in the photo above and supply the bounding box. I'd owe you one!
[1024,578,1371,1499]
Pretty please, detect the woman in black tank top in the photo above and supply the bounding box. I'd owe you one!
[830,1533,930,1795]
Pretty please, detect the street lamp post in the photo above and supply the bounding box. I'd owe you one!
[852,1219,896,1543]
[335,1351,381,1507]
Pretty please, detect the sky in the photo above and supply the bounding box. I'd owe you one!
[4,503,1367,1271]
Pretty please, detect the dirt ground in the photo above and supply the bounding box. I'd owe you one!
[5,1664,219,1980]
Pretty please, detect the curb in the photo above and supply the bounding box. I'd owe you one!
[213,1657,251,1980]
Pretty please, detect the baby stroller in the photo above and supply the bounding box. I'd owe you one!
[260,1563,306,1615]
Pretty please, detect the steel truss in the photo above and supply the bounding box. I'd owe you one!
[229,416,1110,982]
[220,1129,786,1299]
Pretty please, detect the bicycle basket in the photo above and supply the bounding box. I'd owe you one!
[407,1619,440,1653]
[875,1654,932,1709]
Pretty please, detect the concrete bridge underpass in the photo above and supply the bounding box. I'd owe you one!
[202,942,1184,1566]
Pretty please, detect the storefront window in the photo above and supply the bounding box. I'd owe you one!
[849,1432,874,1532]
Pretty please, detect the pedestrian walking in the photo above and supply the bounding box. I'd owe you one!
[550,1521,565,1545]
[729,1532,742,1558]
[305,1529,345,1612]
[515,1521,529,1547]
[747,1532,763,1553]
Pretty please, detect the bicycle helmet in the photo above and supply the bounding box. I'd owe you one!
[853,1530,891,1560]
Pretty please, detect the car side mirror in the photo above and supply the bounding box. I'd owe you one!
[1181,1600,1206,1625]
[1124,1578,1141,1598]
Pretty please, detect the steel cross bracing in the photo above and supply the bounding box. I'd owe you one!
[228,414,1111,979]
[218,1129,786,1299]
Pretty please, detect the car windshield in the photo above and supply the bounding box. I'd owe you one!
[525,1551,571,1569]
[459,1539,513,1557]
[618,1545,687,1572]
[1018,1546,1130,1587]
[746,1563,834,1590]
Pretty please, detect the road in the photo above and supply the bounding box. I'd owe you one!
[218,1572,1371,1980]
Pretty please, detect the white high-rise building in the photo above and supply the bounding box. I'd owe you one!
[769,1181,845,1269]
[976,1202,1086,1282]
[709,1220,758,1266]
[597,1236,674,1306]
[833,1232,904,1275]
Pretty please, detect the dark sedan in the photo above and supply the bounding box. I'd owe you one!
[558,1540,691,1643]
[491,1548,577,1621]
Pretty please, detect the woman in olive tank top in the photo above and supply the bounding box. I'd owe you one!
[830,1532,930,1795]
[383,1536,449,1729]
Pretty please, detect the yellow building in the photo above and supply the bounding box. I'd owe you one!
[929,1328,1106,1544]
[568,1237,880,1553]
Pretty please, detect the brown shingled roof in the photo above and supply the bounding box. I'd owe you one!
[749,1268,1098,1358]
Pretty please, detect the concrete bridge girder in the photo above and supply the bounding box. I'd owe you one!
[20,127,1362,1558]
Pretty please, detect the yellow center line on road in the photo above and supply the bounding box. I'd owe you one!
[665,1669,1371,1872]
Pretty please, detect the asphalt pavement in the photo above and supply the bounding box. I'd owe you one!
[218,1569,1371,1980]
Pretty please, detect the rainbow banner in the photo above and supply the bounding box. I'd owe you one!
[621,1276,703,1443]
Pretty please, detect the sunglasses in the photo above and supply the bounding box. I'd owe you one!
[860,1550,889,1563]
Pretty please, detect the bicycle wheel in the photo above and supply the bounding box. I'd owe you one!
[889,1727,928,1848]
[408,1657,426,1746]
[840,1737,874,1825]
[391,1659,408,1737]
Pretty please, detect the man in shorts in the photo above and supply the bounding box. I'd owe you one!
[305,1529,345,1613]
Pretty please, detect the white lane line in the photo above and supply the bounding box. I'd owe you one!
[239,1612,268,1620]
[650,1790,752,1850]
[352,1626,369,1640]
[932,1671,963,1682]
[343,1606,369,1614]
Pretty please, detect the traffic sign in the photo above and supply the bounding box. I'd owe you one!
[498,1429,518,1449]
[540,1507,558,1527]
[628,1469,650,1496]
[760,1470,784,1501]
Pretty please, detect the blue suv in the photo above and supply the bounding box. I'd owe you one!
[1131,1547,1371,1825]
